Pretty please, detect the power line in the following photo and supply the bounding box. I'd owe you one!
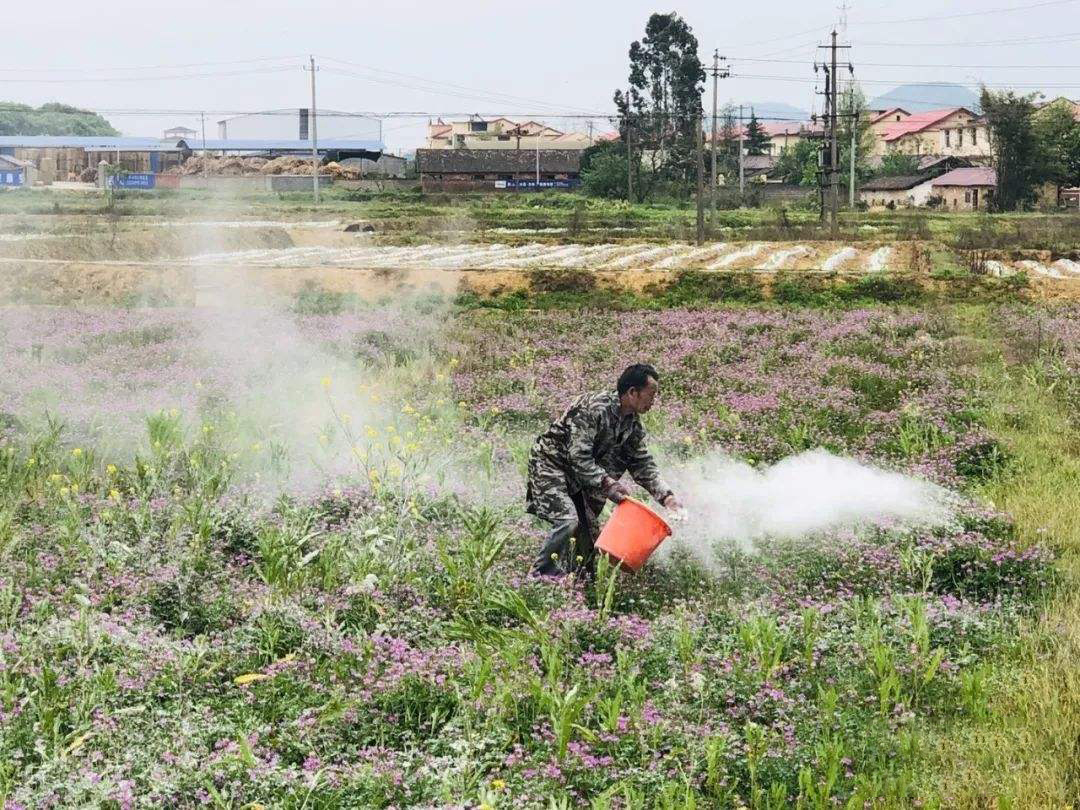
[728,56,1080,69]
[850,0,1078,25]
[734,73,1080,88]
[318,55,606,116]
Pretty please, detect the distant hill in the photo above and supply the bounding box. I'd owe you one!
[869,83,980,113]
[735,101,809,122]
[0,103,118,136]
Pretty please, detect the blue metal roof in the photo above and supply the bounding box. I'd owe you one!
[0,136,383,153]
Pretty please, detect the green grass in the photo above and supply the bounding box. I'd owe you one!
[924,306,1080,806]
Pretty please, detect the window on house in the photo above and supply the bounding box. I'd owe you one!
[945,129,951,147]
[958,128,963,147]
[896,114,902,121]
[473,174,484,180]
[971,128,977,145]
[965,190,971,203]
[469,121,488,132]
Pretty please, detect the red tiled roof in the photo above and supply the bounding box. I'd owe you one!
[932,167,996,187]
[881,107,974,142]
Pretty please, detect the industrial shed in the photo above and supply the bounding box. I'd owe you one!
[859,174,938,209]
[415,148,580,192]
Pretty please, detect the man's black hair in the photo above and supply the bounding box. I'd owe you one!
[617,363,659,396]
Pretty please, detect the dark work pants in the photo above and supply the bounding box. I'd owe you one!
[531,488,604,577]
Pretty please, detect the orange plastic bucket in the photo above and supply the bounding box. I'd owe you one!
[595,497,672,572]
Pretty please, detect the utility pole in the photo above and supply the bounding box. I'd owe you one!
[738,103,745,195]
[200,111,207,178]
[625,86,634,203]
[709,50,729,219]
[829,31,839,232]
[306,55,320,204]
[535,129,540,185]
[817,32,850,234]
[849,109,858,208]
[696,112,705,245]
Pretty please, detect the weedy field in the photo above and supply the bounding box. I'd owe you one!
[1,193,1080,809]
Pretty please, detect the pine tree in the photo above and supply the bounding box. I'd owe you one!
[744,111,770,156]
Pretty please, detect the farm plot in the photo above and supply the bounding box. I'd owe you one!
[0,298,1058,808]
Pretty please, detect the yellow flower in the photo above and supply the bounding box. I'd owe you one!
[72,448,83,457]
[251,443,262,453]
[169,408,179,418]
[319,434,329,445]
[59,487,69,498]
[365,426,378,439]
[70,484,79,495]
[321,376,332,390]
[450,357,459,366]
[26,457,36,466]
[106,464,117,476]
[109,489,121,501]
[233,673,269,686]
[492,779,507,791]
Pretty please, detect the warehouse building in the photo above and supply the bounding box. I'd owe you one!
[0,135,384,184]
[415,148,580,192]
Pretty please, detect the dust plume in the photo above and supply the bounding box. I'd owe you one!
[659,448,952,567]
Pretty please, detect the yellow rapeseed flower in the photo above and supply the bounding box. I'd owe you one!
[109,489,121,501]
[106,464,117,476]
[365,426,378,439]
[169,408,179,418]
[27,457,36,466]
[492,779,507,791]
[72,448,83,457]
[59,487,69,498]
[321,376,332,390]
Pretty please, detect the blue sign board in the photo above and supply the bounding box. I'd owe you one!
[107,172,156,189]
[497,179,580,191]
[0,170,23,187]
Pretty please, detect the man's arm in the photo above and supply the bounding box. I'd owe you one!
[624,424,674,504]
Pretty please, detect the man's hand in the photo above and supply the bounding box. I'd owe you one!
[601,476,632,503]
[662,493,683,511]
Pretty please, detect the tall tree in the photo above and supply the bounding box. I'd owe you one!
[980,88,1040,210]
[744,111,770,156]
[1033,101,1080,192]
[837,84,876,198]
[614,12,705,199]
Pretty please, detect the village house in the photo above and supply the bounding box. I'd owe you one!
[415,148,580,192]
[867,108,910,141]
[425,117,592,150]
[872,107,991,159]
[932,167,996,210]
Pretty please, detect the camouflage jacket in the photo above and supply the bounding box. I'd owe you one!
[531,390,672,501]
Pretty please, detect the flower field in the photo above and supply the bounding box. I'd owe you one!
[0,298,1062,808]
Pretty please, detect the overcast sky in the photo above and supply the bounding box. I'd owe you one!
[5,0,1078,151]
